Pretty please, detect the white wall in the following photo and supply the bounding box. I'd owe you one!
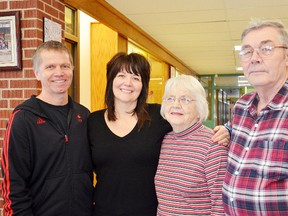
[79,11,97,110]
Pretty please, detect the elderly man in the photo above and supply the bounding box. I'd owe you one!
[222,19,288,215]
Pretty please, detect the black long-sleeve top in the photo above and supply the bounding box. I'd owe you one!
[88,104,171,216]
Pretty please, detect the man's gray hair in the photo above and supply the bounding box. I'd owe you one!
[241,19,288,46]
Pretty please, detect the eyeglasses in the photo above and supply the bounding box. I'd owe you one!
[239,44,288,62]
[163,96,196,105]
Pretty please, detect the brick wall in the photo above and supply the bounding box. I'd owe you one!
[0,0,65,214]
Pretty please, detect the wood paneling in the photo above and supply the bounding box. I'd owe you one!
[147,61,169,104]
[90,23,117,111]
[118,35,127,53]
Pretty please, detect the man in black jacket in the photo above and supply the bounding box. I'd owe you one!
[1,41,93,215]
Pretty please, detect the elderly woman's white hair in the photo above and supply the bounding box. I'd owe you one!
[160,74,209,122]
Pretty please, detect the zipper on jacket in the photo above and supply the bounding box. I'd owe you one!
[64,107,73,143]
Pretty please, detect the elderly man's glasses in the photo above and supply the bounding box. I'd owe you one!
[163,96,196,105]
[239,44,288,62]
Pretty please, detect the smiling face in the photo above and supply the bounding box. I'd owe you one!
[112,69,143,106]
[34,50,73,101]
[241,26,288,90]
[163,87,199,133]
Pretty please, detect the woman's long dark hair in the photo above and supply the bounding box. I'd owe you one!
[105,52,151,129]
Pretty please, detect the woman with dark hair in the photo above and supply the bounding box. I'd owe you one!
[88,52,172,215]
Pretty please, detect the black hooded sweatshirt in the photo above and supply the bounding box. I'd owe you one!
[1,95,93,216]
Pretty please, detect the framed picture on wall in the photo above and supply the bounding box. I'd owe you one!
[0,11,22,71]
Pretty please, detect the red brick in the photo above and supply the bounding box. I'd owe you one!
[0,71,23,79]
[21,39,39,49]
[22,59,34,69]
[21,19,41,29]
[10,0,37,9]
[0,130,5,139]
[37,1,44,11]
[53,0,64,11]
[0,1,8,10]
[0,110,12,118]
[2,90,23,98]
[23,29,43,39]
[0,80,8,88]
[23,49,36,59]
[10,100,25,108]
[24,89,41,98]
[24,69,36,78]
[23,9,38,19]
[59,11,65,21]
[35,10,47,20]
[0,120,8,128]
[0,100,8,109]
[10,79,39,88]
[42,0,52,5]
[45,4,59,18]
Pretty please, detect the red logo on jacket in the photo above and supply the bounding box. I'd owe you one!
[37,117,46,124]
[77,114,83,123]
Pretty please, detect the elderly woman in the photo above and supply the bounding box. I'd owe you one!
[155,74,228,216]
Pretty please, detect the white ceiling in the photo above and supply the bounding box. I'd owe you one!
[105,0,288,78]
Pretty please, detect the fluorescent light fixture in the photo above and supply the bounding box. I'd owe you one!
[238,83,250,87]
[234,45,241,51]
[236,67,243,71]
[237,75,246,81]
[237,75,250,87]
